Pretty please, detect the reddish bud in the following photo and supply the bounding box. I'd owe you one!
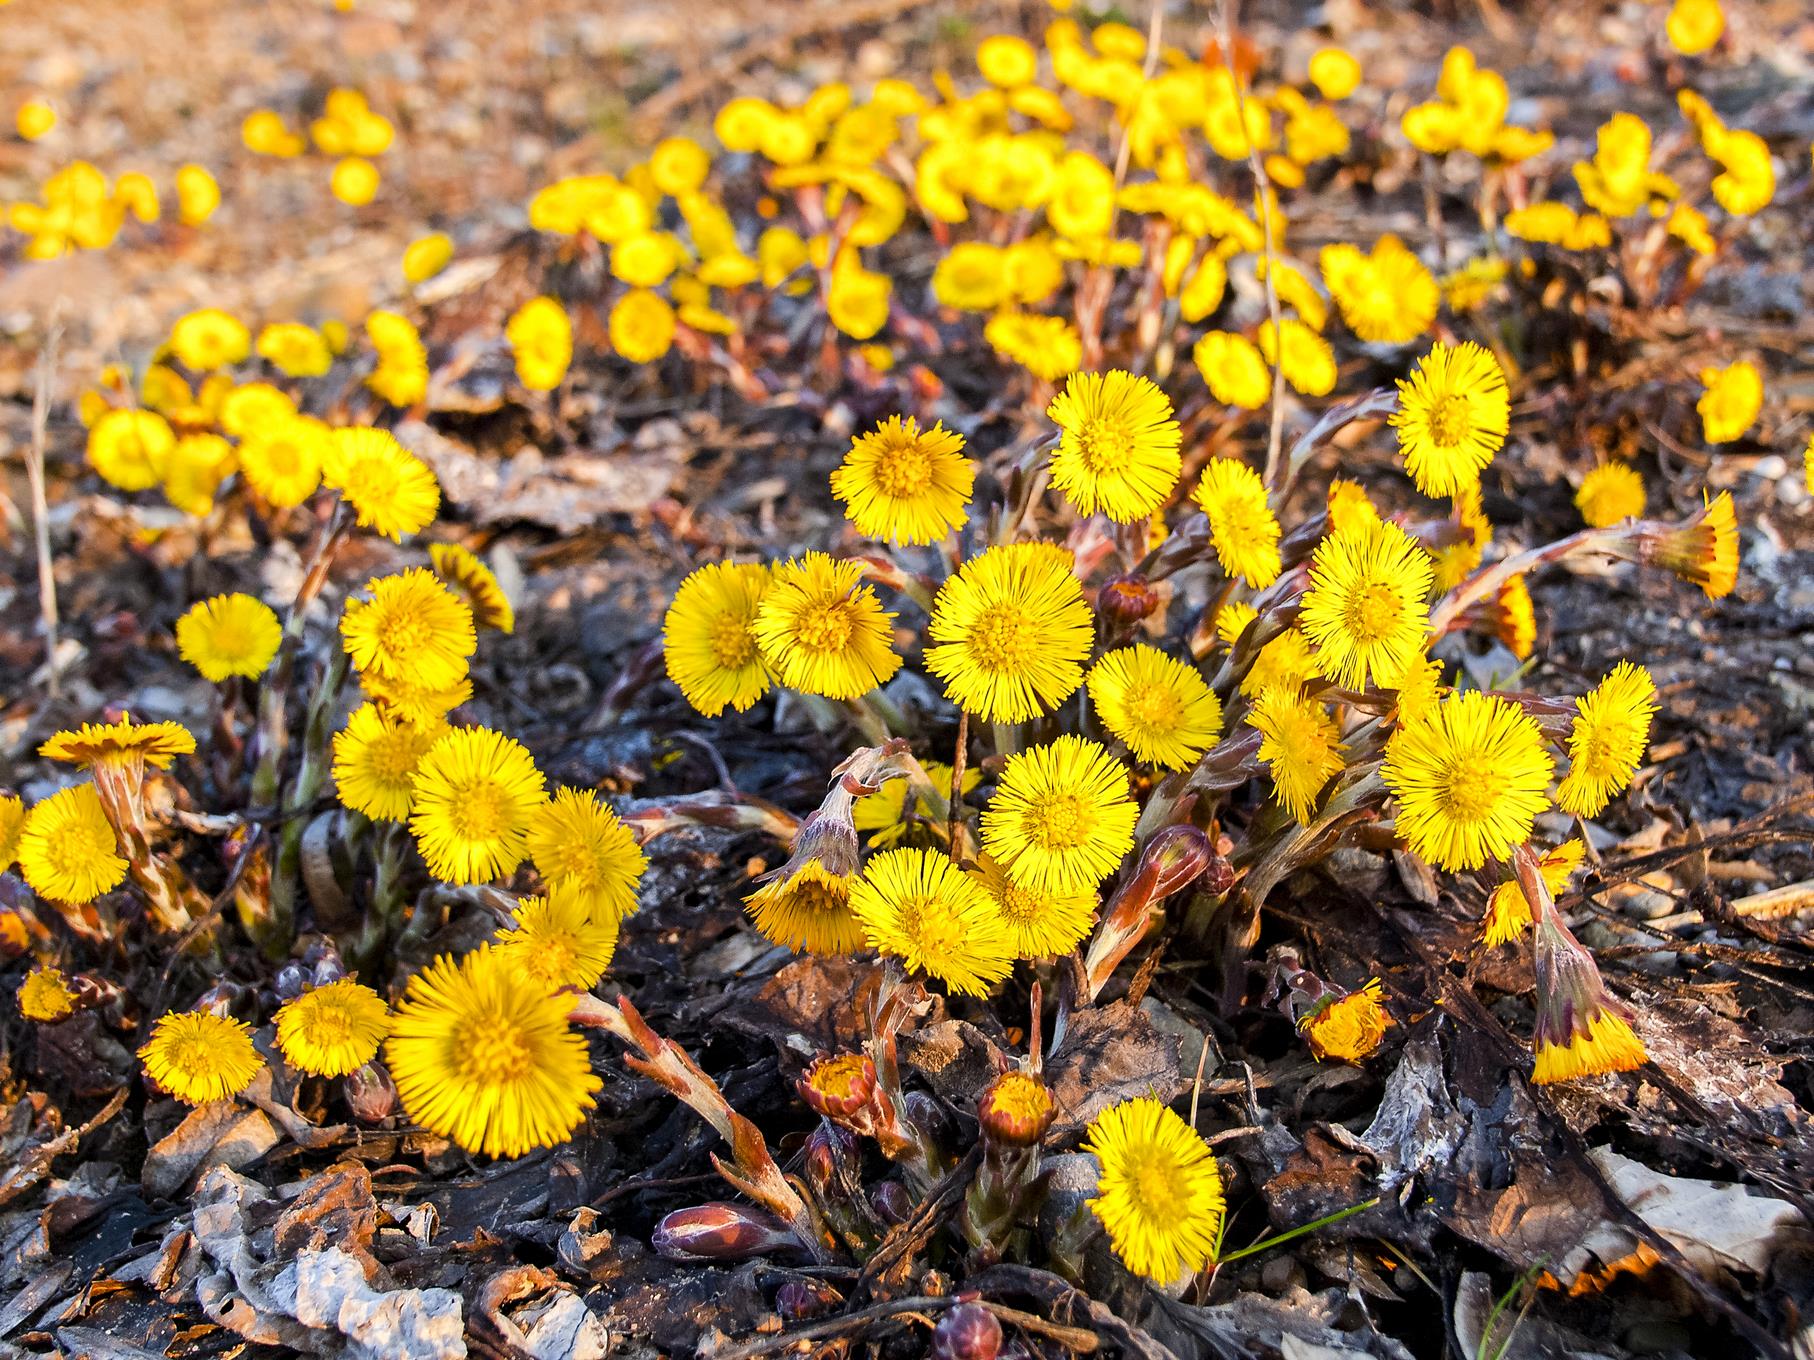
[1098,573,1161,631]
[651,1202,804,1261]
[932,1303,1001,1360]
[797,1052,877,1120]
[977,1071,1054,1148]
[776,1279,844,1321]
[803,1122,859,1196]
[344,1060,398,1123]
[869,1180,913,1225]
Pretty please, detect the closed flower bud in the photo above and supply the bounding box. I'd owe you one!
[904,1089,952,1146]
[977,1071,1054,1148]
[344,1060,398,1123]
[1098,573,1161,630]
[273,962,309,1001]
[776,1279,844,1321]
[932,1302,1002,1360]
[798,1052,877,1120]
[802,1122,859,1196]
[652,1202,804,1261]
[870,1180,913,1225]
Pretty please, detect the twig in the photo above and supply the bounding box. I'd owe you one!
[26,324,62,697]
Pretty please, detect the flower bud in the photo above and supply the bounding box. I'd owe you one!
[802,1122,859,1196]
[903,1089,952,1146]
[776,1279,843,1322]
[344,1060,398,1123]
[931,1303,1001,1360]
[798,1052,877,1120]
[1098,573,1161,632]
[977,1071,1054,1148]
[273,962,309,1002]
[651,1202,804,1261]
[870,1180,913,1225]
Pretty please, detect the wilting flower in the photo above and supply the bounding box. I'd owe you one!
[140,1011,263,1105]
[663,562,774,716]
[409,727,547,883]
[16,785,126,904]
[753,553,901,701]
[332,703,443,822]
[968,854,1097,960]
[829,416,974,546]
[19,967,78,1023]
[1531,912,1647,1084]
[428,542,515,633]
[41,715,195,771]
[275,979,391,1077]
[1637,490,1737,598]
[1194,457,1282,587]
[1300,979,1391,1061]
[386,945,601,1157]
[1085,1096,1225,1284]
[526,787,647,924]
[1249,688,1346,824]
[1556,661,1658,817]
[1485,839,1584,947]
[924,542,1092,723]
[1575,462,1645,527]
[1046,369,1183,523]
[747,795,865,954]
[341,569,476,692]
[495,883,621,990]
[176,593,283,682]
[1391,341,1509,497]
[1299,520,1434,691]
[323,427,441,540]
[1319,235,1439,345]
[1087,645,1224,770]
[981,735,1138,894]
[848,847,1015,997]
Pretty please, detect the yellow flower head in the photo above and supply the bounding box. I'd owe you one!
[1532,1006,1646,1084]
[176,164,221,226]
[1485,838,1584,947]
[158,432,236,517]
[1250,688,1346,824]
[526,787,647,925]
[982,735,1138,895]
[361,670,473,729]
[1046,370,1183,523]
[609,288,677,363]
[507,296,573,392]
[1085,1096,1225,1284]
[826,259,892,339]
[403,231,456,284]
[984,312,1082,384]
[1556,661,1657,817]
[830,416,974,546]
[1392,342,1510,497]
[1301,979,1390,1061]
[20,967,78,1023]
[928,543,1091,724]
[968,854,1097,961]
[848,847,1015,997]
[365,311,430,407]
[386,944,601,1158]
[256,322,334,378]
[240,414,330,508]
[139,1011,263,1105]
[1696,359,1762,445]
[748,859,864,955]
[275,979,391,1077]
[17,99,57,141]
[331,156,381,205]
[1308,48,1362,101]
[169,308,251,371]
[88,409,175,492]
[1666,0,1724,55]
[242,108,306,156]
[854,760,980,849]
[650,136,711,195]
[663,562,774,717]
[1642,490,1737,599]
[495,883,621,991]
[1193,457,1281,588]
[1325,479,1381,537]
[1707,127,1773,215]
[341,568,476,692]
[1300,520,1435,691]
[17,785,125,904]
[40,716,195,770]
[753,553,902,701]
[1319,236,1439,345]
[1531,918,1647,1084]
[1087,645,1224,770]
[409,727,548,884]
[977,33,1039,87]
[323,427,441,540]
[428,542,514,633]
[219,382,297,438]
[176,593,282,683]
[1383,691,1552,871]
[932,241,1008,312]
[332,703,444,822]
[1575,462,1645,527]
[0,794,22,872]
[1193,330,1272,411]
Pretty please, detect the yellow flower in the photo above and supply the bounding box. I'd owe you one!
[1259,318,1337,397]
[256,322,334,378]
[20,968,78,1022]
[1484,839,1583,947]
[140,1011,263,1105]
[495,884,621,991]
[982,735,1137,895]
[422,542,511,634]
[169,308,250,371]
[1575,462,1646,527]
[968,854,1096,961]
[1249,688,1345,824]
[386,944,601,1158]
[403,232,455,283]
[830,416,974,546]
[16,99,56,141]
[1707,127,1774,215]
[1085,1096,1224,1284]
[114,172,160,224]
[663,562,774,717]
[1193,457,1281,587]
[242,109,306,156]
[0,794,22,872]
[932,242,1008,312]
[1574,113,1660,218]
[1441,256,1508,312]
[341,568,475,691]
[409,727,547,883]
[1383,691,1552,871]
[507,296,573,391]
[1045,370,1183,523]
[1504,202,1579,245]
[1192,330,1271,411]
[275,979,390,1077]
[650,136,711,195]
[924,542,1092,723]
[984,312,1082,383]
[1556,661,1657,817]
[1301,980,1390,1061]
[748,859,863,954]
[826,257,892,339]
[1047,151,1116,239]
[176,593,282,683]
[332,703,444,822]
[611,231,679,288]
[1696,359,1761,444]
[365,310,429,407]
[324,427,441,540]
[1299,520,1434,691]
[1392,342,1509,496]
[1666,202,1716,256]
[977,33,1039,87]
[87,409,175,492]
[362,669,472,729]
[17,785,125,904]
[175,164,220,226]
[331,156,381,206]
[608,288,677,363]
[1087,645,1224,770]
[854,760,980,849]
[1666,0,1724,55]
[753,553,901,701]
[1532,994,1646,1084]
[848,847,1014,997]
[221,382,296,438]
[526,787,647,924]
[40,716,196,770]
[1308,48,1361,101]
[1640,490,1737,598]
[159,432,236,516]
[1319,236,1438,345]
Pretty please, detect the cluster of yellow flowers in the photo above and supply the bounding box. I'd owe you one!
[4,161,218,259]
[243,87,395,206]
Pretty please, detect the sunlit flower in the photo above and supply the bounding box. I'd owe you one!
[1193,457,1281,587]
[17,785,125,904]
[1085,1096,1224,1284]
[360,670,473,728]
[365,310,430,407]
[1047,370,1183,523]
[169,308,250,371]
[340,568,476,691]
[848,847,1014,997]
[1250,688,1345,824]
[255,322,333,378]
[140,1011,262,1105]
[386,944,601,1157]
[1300,980,1390,1061]
[854,760,980,848]
[1259,318,1338,397]
[323,427,441,540]
[175,164,220,226]
[404,231,455,283]
[1666,0,1724,55]
[507,296,573,391]
[969,854,1096,960]
[1383,691,1552,871]
[1638,490,1737,598]
[1391,342,1509,496]
[609,288,677,363]
[1320,236,1438,345]
[495,883,621,990]
[275,979,390,1077]
[176,593,282,683]
[1484,838,1583,947]
[429,542,514,633]
[830,416,974,546]
[663,562,774,716]
[1696,359,1761,445]
[158,432,236,517]
[40,716,195,770]
[924,542,1092,723]
[16,99,56,141]
[1087,645,1224,770]
[1556,661,1657,817]
[332,703,444,822]
[19,967,78,1023]
[1192,331,1271,410]
[0,795,22,872]
[1299,521,1434,691]
[1308,48,1361,101]
[1707,127,1774,216]
[331,156,381,206]
[1531,915,1647,1083]
[409,727,547,883]
[526,787,646,924]
[88,409,175,492]
[1575,462,1645,527]
[982,735,1137,894]
[932,241,1008,311]
[984,312,1082,383]
[753,553,901,700]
